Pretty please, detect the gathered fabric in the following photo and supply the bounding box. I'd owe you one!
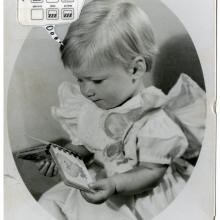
[40,73,206,220]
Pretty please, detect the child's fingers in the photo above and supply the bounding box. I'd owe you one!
[80,191,91,202]
[36,160,58,177]
[36,160,46,169]
[39,161,50,175]
[80,191,95,203]
[80,190,106,204]
[46,161,56,177]
[89,180,105,190]
[53,166,59,176]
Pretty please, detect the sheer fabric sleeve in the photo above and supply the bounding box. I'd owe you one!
[136,109,188,165]
[51,82,87,145]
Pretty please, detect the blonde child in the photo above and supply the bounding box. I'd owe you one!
[38,1,206,220]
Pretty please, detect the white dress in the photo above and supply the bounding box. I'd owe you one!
[39,74,206,220]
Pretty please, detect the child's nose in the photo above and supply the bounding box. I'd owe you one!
[82,81,95,97]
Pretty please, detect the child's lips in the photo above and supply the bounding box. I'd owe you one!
[92,99,102,103]
[89,98,102,104]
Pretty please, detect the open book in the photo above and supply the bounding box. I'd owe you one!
[15,136,93,192]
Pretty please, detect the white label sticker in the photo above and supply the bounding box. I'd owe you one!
[17,0,85,26]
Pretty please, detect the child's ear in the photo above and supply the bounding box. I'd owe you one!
[129,56,147,79]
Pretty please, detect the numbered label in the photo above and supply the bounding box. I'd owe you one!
[47,9,59,20]
[62,9,74,20]
[18,0,84,26]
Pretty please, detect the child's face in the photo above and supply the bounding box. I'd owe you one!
[74,64,141,110]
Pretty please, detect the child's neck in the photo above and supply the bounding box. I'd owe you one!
[113,77,153,109]
[135,82,146,95]
[143,73,154,88]
[133,78,152,96]
[119,82,145,107]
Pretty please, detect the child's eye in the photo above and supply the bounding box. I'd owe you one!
[93,79,104,84]
[77,78,83,83]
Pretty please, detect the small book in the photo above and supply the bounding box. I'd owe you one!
[15,144,51,162]
[15,136,93,192]
[49,145,93,192]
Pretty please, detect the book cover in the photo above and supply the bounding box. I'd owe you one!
[15,135,93,192]
[49,146,93,192]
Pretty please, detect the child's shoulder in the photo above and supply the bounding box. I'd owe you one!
[141,73,206,111]
[103,73,206,129]
[166,73,206,104]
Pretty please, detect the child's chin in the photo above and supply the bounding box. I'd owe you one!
[96,104,110,110]
[94,101,112,110]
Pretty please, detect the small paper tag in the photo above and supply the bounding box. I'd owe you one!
[17,0,85,26]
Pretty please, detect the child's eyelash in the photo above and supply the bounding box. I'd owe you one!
[77,78,83,83]
[76,78,105,84]
[93,79,104,84]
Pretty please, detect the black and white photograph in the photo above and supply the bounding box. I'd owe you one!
[4,0,215,220]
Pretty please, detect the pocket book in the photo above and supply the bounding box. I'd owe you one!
[15,139,93,193]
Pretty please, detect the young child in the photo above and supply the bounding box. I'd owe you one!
[38,1,206,220]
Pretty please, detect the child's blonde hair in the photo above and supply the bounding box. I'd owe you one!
[61,0,157,73]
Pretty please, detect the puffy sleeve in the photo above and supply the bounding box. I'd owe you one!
[165,73,206,158]
[136,109,188,165]
[51,82,88,145]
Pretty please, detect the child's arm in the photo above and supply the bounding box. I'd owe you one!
[111,163,168,195]
[81,163,167,204]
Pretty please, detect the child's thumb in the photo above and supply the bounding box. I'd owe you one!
[89,180,103,190]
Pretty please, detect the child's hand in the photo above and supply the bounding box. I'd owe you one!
[36,159,58,177]
[81,178,116,204]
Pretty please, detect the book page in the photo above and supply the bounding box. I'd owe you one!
[50,146,93,191]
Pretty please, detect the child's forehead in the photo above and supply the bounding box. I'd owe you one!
[72,68,107,79]
[72,62,126,78]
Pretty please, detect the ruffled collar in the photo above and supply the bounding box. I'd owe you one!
[105,73,205,115]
